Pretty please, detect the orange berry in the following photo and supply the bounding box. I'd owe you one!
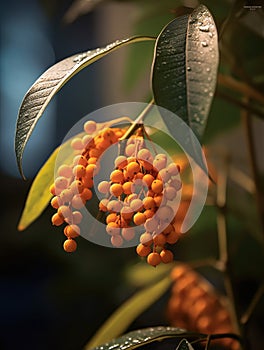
[71,137,83,150]
[140,232,153,246]
[151,179,163,194]
[110,169,124,183]
[106,213,118,224]
[89,148,102,158]
[82,175,93,188]
[54,176,68,189]
[57,164,72,177]
[144,209,155,219]
[154,195,164,207]
[123,181,133,195]
[49,183,56,196]
[64,224,80,238]
[125,144,136,157]
[70,180,84,194]
[167,163,180,176]
[162,223,174,235]
[111,235,123,247]
[80,188,92,201]
[121,227,135,241]
[88,157,98,165]
[50,196,61,209]
[59,188,73,203]
[127,161,140,176]
[73,165,86,178]
[136,243,151,257]
[164,186,177,200]
[114,156,127,169]
[84,120,97,134]
[133,212,146,226]
[98,181,110,194]
[143,197,156,210]
[58,205,72,219]
[166,230,180,244]
[106,222,120,236]
[71,194,85,209]
[107,200,122,213]
[137,148,152,161]
[110,183,123,197]
[72,211,83,224]
[51,213,64,226]
[157,168,170,182]
[86,163,98,177]
[160,249,174,263]
[147,252,162,267]
[141,160,153,171]
[144,218,159,232]
[156,205,174,222]
[130,198,143,212]
[63,239,77,252]
[73,155,88,167]
[153,233,167,246]
[120,206,134,221]
[99,198,109,212]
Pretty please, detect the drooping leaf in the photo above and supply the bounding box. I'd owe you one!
[152,4,219,141]
[15,36,155,179]
[176,339,195,350]
[89,326,205,350]
[85,276,172,350]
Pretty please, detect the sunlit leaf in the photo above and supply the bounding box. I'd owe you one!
[85,276,172,349]
[15,36,155,179]
[89,326,205,350]
[152,4,219,141]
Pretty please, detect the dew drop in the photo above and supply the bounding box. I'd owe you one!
[201,41,208,47]
[209,32,213,38]
[177,81,183,87]
[204,88,208,93]
[206,67,210,72]
[209,92,213,97]
[187,66,191,71]
[162,61,167,65]
[178,95,183,100]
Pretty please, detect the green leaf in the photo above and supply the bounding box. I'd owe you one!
[89,326,205,350]
[176,339,194,350]
[17,147,58,231]
[85,276,172,350]
[17,134,79,231]
[15,36,155,179]
[152,4,219,141]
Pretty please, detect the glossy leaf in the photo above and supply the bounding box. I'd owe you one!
[15,36,155,179]
[85,276,172,349]
[152,4,219,141]
[89,326,205,350]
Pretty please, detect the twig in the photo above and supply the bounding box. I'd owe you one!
[240,283,264,325]
[218,73,264,105]
[216,91,264,120]
[241,98,264,236]
[216,156,242,342]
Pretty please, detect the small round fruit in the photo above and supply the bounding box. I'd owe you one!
[160,249,174,263]
[63,239,77,252]
[136,243,151,257]
[147,252,162,267]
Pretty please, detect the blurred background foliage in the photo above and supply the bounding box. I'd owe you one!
[0,0,263,349]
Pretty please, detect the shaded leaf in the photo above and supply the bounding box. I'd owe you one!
[152,4,219,141]
[15,36,155,179]
[176,339,194,350]
[85,276,172,349]
[63,0,105,24]
[89,326,205,350]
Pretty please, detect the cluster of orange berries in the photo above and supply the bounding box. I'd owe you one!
[97,133,182,266]
[49,120,126,252]
[167,264,239,350]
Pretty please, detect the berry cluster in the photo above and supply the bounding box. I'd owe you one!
[167,264,239,350]
[49,120,126,252]
[97,134,182,266]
